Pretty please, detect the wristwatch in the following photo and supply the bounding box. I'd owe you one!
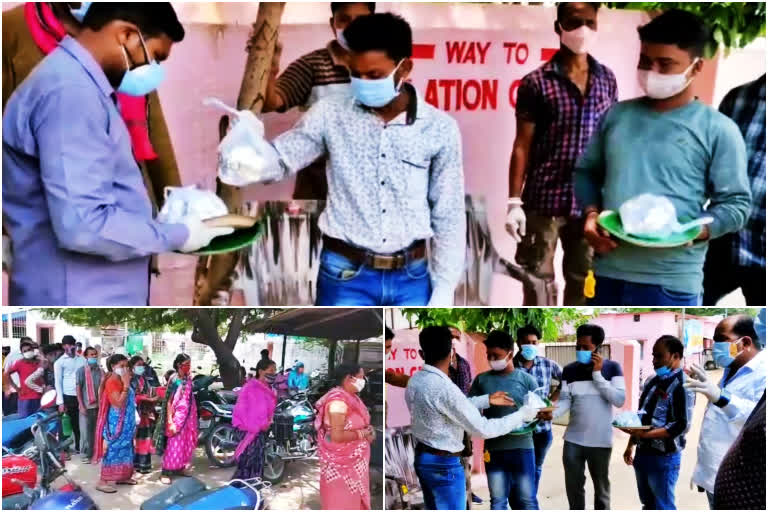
[714,389,731,408]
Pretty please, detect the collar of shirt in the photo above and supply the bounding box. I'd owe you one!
[545,51,608,84]
[421,364,453,384]
[514,354,540,368]
[58,36,115,102]
[722,349,766,386]
[325,40,348,68]
[354,82,427,126]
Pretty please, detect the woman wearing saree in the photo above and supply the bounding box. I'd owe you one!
[153,354,198,485]
[129,356,159,474]
[232,359,277,480]
[315,364,374,510]
[93,355,137,494]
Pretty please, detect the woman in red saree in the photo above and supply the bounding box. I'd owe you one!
[129,356,159,473]
[93,355,137,494]
[315,364,374,510]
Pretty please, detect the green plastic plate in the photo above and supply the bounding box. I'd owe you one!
[507,398,553,436]
[597,211,702,248]
[180,220,264,256]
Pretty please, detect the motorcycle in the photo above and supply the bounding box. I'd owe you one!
[262,387,319,484]
[2,411,97,510]
[2,391,59,463]
[193,372,239,468]
[139,476,270,510]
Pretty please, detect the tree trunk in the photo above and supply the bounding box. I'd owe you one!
[194,2,286,306]
[184,309,243,389]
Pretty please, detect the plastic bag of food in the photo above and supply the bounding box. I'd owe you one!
[613,411,643,427]
[524,391,547,410]
[203,97,283,187]
[619,194,678,238]
[157,185,228,224]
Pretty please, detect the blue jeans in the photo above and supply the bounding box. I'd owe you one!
[532,430,553,493]
[315,248,432,306]
[633,452,681,510]
[17,398,40,418]
[589,276,700,306]
[485,448,538,510]
[414,451,466,510]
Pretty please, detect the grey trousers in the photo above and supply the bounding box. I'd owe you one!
[79,408,98,460]
[562,440,612,510]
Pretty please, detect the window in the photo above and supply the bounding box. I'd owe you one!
[11,312,26,339]
[2,315,7,338]
[39,328,51,345]
[633,314,641,322]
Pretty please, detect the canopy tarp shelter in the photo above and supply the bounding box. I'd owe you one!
[245,308,382,340]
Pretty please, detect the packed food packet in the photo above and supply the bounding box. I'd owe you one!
[157,185,228,224]
[613,410,643,427]
[619,194,679,238]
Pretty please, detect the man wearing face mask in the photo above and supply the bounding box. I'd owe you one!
[231,13,465,307]
[3,339,42,418]
[687,314,766,509]
[54,336,86,453]
[621,335,694,510]
[75,347,104,464]
[508,2,616,306]
[513,325,562,497]
[263,2,375,199]
[406,326,539,510]
[2,3,232,307]
[469,331,545,510]
[385,327,410,388]
[575,9,750,306]
[554,323,625,510]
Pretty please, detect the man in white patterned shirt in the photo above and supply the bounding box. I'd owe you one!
[237,13,466,306]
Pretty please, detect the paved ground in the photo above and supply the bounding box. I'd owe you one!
[57,447,382,510]
[466,369,722,510]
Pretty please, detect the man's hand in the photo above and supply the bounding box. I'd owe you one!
[121,370,132,388]
[623,445,634,466]
[270,40,283,77]
[58,404,66,413]
[489,391,516,407]
[591,352,604,372]
[79,405,87,415]
[684,363,722,403]
[179,219,235,253]
[536,409,553,421]
[506,198,526,243]
[584,212,618,254]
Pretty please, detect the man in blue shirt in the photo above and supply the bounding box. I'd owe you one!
[2,3,231,306]
[575,10,750,306]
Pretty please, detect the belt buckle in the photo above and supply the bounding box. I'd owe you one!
[370,253,406,270]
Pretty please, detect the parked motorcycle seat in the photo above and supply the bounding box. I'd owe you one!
[139,477,207,510]
[2,415,38,445]
[172,484,259,510]
[217,390,238,404]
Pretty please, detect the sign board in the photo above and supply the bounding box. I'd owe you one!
[683,319,704,356]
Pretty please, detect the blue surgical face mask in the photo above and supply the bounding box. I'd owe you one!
[70,2,92,23]
[134,366,145,376]
[520,345,538,361]
[713,340,739,368]
[87,358,98,365]
[350,60,404,108]
[576,350,593,365]
[654,365,672,377]
[118,32,166,97]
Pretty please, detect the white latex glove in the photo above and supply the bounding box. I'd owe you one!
[683,364,721,403]
[506,198,526,243]
[178,218,235,253]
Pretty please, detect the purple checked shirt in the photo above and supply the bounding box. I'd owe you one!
[2,37,188,305]
[517,52,618,218]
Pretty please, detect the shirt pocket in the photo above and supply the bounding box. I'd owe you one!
[398,148,431,207]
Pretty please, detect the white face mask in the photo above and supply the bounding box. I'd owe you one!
[489,353,511,372]
[351,377,366,392]
[560,23,598,55]
[637,59,699,100]
[22,351,35,360]
[114,367,125,376]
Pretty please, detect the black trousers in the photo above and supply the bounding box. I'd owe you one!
[703,236,765,306]
[63,394,81,450]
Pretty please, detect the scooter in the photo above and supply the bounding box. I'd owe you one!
[2,390,59,462]
[139,476,270,510]
[2,411,97,510]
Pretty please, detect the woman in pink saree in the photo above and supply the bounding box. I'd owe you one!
[232,359,277,479]
[315,364,374,510]
[153,354,198,485]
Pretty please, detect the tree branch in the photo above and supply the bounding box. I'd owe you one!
[224,310,247,350]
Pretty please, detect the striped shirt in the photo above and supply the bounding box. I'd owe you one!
[718,75,766,268]
[517,52,618,218]
[274,43,351,112]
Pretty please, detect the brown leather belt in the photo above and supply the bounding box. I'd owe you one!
[415,442,462,458]
[322,235,426,271]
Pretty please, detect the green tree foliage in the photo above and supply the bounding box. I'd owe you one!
[606,2,766,56]
[401,308,596,341]
[614,307,759,317]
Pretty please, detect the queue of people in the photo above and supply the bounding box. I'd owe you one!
[393,311,765,510]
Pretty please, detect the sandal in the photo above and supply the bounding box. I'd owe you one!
[160,476,172,485]
[117,479,138,485]
[96,484,117,494]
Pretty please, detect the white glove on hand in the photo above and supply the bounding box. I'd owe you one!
[683,363,721,403]
[506,198,526,243]
[179,218,235,253]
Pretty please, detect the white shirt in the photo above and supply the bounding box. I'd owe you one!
[53,353,86,405]
[692,349,766,492]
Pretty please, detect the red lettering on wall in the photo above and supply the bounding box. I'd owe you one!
[482,80,498,110]
[445,41,493,64]
[503,42,529,65]
[388,348,398,360]
[509,79,521,108]
[425,79,500,111]
[412,44,436,59]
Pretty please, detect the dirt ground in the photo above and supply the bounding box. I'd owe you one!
[56,448,382,510]
[467,369,722,510]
